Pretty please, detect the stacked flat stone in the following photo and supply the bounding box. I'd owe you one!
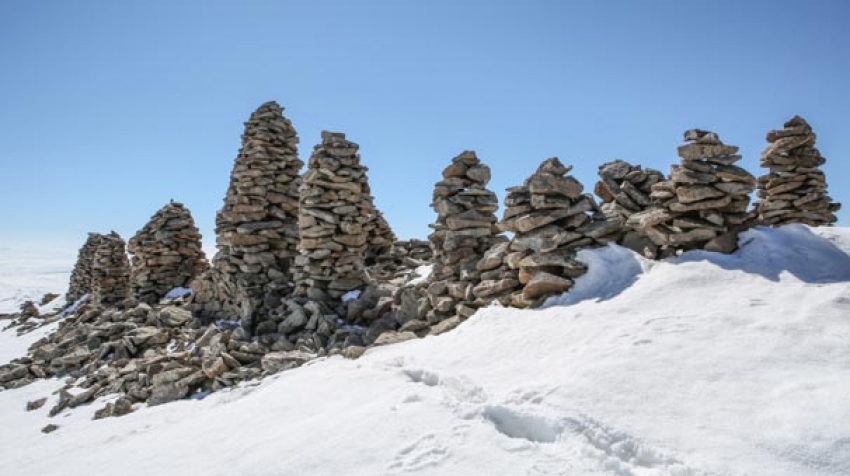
[594,160,666,253]
[364,208,397,266]
[293,131,375,308]
[756,116,841,226]
[595,160,665,226]
[209,101,303,327]
[91,232,131,307]
[368,239,433,283]
[66,233,104,304]
[634,130,756,254]
[426,151,499,321]
[483,158,605,307]
[128,202,209,304]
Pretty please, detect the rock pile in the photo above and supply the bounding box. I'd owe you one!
[66,233,104,304]
[20,301,39,319]
[202,101,303,329]
[425,151,500,321]
[128,201,208,304]
[594,160,666,251]
[755,116,841,226]
[293,131,378,309]
[632,130,756,255]
[91,232,131,307]
[0,297,291,415]
[484,157,616,307]
[0,286,416,416]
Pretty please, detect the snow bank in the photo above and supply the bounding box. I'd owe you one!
[1,227,849,476]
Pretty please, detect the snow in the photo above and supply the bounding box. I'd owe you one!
[1,226,850,476]
[163,287,192,300]
[0,246,73,315]
[342,289,362,302]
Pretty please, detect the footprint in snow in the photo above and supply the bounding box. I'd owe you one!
[387,433,450,473]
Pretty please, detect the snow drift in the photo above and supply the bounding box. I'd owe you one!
[1,225,849,476]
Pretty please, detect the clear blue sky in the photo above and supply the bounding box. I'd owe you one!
[1,0,848,251]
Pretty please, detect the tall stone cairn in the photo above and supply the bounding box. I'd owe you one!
[486,157,615,308]
[91,231,131,307]
[128,201,209,304]
[755,116,841,226]
[293,131,376,308]
[208,101,303,327]
[426,151,500,321]
[634,130,756,255]
[66,232,104,304]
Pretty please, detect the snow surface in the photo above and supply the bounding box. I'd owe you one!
[0,246,72,315]
[1,226,849,476]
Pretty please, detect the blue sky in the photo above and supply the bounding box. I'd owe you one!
[1,0,848,250]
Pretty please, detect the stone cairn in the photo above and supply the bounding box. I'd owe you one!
[91,232,131,307]
[482,158,618,308]
[293,131,377,309]
[66,233,104,304]
[632,130,756,256]
[594,160,666,252]
[425,151,500,321]
[128,201,209,304]
[199,101,303,330]
[755,116,841,226]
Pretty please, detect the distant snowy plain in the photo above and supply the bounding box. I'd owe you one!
[1,225,849,476]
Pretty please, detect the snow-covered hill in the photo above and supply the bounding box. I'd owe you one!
[1,225,849,476]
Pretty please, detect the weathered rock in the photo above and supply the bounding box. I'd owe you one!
[26,397,47,411]
[261,351,313,374]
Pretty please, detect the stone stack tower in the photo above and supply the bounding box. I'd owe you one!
[128,201,209,304]
[426,151,500,321]
[293,131,377,309]
[91,231,131,307]
[632,129,756,255]
[489,158,604,307]
[66,232,104,304]
[207,101,303,329]
[755,116,841,226]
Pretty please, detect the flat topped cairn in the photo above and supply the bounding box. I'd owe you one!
[91,231,131,308]
[128,201,208,305]
[487,157,612,307]
[425,150,500,321]
[632,129,756,256]
[200,101,303,332]
[293,131,375,311]
[756,115,840,226]
[66,232,104,305]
